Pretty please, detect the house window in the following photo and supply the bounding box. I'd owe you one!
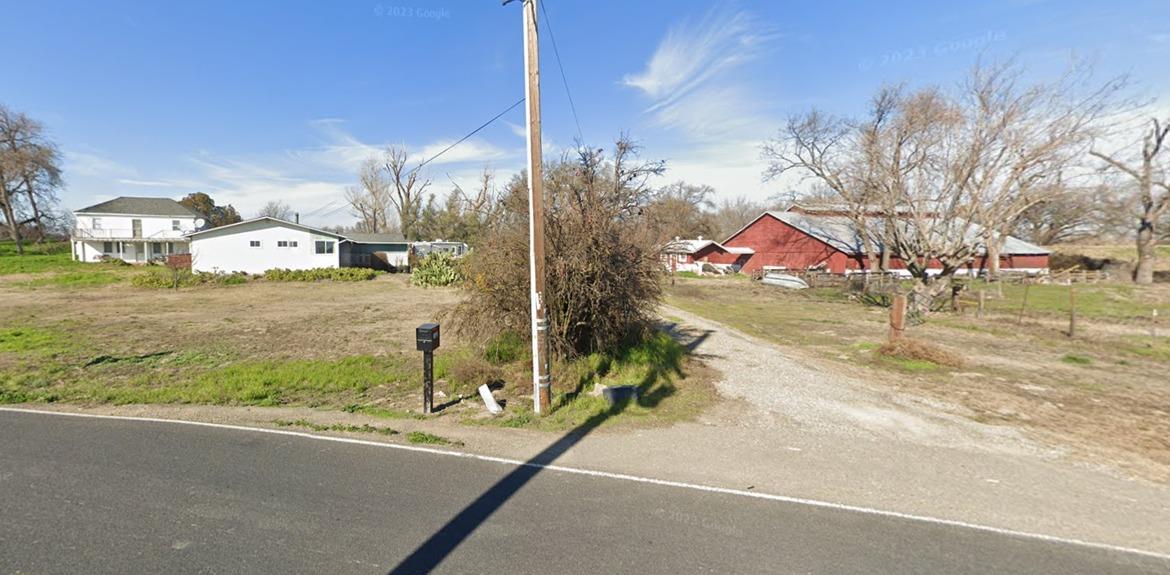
[172,220,181,231]
[102,241,113,253]
[277,240,289,248]
[289,240,298,248]
[249,240,261,248]
[92,218,102,230]
[315,240,334,254]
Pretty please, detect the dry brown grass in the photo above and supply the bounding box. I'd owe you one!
[877,338,965,368]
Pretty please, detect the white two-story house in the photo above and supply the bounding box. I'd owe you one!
[71,196,203,263]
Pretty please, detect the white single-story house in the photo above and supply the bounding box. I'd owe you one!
[188,217,345,274]
[71,196,201,263]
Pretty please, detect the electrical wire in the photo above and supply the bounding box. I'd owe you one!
[538,0,584,147]
[309,96,526,222]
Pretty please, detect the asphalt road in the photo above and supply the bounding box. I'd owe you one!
[1,410,1167,575]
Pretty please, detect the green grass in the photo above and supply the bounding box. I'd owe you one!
[1061,353,1093,365]
[1,343,417,407]
[0,250,83,275]
[343,404,426,420]
[973,282,1170,321]
[878,356,941,372]
[21,270,125,288]
[406,430,459,445]
[1120,335,1170,361]
[273,418,399,436]
[480,330,712,432]
[0,327,70,355]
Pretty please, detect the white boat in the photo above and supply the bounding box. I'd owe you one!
[761,272,809,290]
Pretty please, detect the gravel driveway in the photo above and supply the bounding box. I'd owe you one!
[662,305,1056,455]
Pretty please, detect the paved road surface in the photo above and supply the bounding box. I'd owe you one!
[1,410,1166,574]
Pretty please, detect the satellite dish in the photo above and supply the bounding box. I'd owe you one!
[194,218,207,229]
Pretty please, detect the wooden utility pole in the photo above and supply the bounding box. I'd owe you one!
[521,0,551,414]
[889,294,907,342]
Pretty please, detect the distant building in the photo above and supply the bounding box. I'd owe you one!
[71,196,201,263]
[340,233,411,271]
[661,237,754,273]
[412,240,469,259]
[722,206,1050,276]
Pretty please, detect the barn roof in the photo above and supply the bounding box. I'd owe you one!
[76,196,201,218]
[730,210,1049,257]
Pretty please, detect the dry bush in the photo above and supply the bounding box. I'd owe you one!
[447,355,503,394]
[877,338,965,368]
[457,137,666,356]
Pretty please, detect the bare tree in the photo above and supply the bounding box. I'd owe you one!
[763,63,1118,310]
[383,146,430,240]
[643,181,717,243]
[255,200,294,220]
[0,105,63,253]
[1091,118,1170,284]
[1014,183,1106,245]
[345,157,391,233]
[712,195,768,239]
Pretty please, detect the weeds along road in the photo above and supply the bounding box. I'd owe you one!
[1,410,1167,575]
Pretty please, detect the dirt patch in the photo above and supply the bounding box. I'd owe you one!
[0,274,460,360]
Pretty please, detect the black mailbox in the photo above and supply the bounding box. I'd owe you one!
[416,322,440,352]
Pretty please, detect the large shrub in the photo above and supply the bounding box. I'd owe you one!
[131,269,247,289]
[410,252,463,287]
[458,138,665,356]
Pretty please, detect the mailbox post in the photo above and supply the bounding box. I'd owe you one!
[416,322,440,414]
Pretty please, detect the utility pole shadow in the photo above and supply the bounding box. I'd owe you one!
[387,354,683,574]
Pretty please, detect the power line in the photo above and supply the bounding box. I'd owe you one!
[538,0,584,147]
[408,96,526,177]
[309,96,526,222]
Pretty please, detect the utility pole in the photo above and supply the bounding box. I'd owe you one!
[519,0,552,414]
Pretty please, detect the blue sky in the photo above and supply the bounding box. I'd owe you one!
[5,0,1169,226]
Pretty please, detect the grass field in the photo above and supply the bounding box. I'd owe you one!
[0,248,714,432]
[666,277,1170,481]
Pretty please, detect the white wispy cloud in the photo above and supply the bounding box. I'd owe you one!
[62,119,526,225]
[63,149,137,179]
[623,7,776,139]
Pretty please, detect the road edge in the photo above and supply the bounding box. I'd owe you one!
[3,406,1169,562]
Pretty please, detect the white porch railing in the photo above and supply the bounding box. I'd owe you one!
[72,228,192,240]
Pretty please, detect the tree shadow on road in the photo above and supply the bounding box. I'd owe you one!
[386,350,683,574]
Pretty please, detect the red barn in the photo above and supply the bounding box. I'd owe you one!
[722,208,1050,275]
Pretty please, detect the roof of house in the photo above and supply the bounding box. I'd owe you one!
[75,196,201,218]
[727,210,1050,257]
[186,216,346,239]
[343,233,409,244]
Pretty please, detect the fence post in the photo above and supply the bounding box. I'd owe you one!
[1016,281,1031,325]
[977,289,985,319]
[1067,284,1077,338]
[889,293,907,342]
